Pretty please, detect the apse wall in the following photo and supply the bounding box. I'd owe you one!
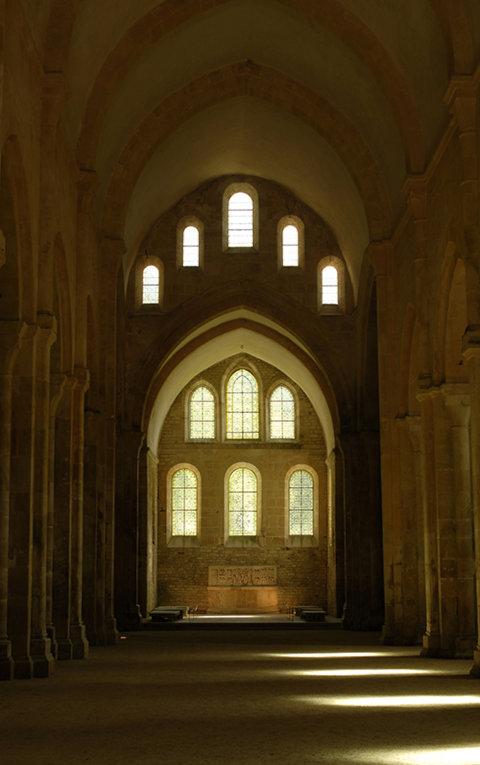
[155,355,328,612]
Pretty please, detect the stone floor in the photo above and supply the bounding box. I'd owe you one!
[1,626,480,764]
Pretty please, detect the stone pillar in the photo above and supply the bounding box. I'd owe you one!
[83,407,102,645]
[137,444,159,617]
[389,416,424,644]
[325,448,344,617]
[463,340,480,675]
[114,428,144,629]
[0,320,24,680]
[367,241,397,640]
[69,367,89,659]
[417,389,441,656]
[341,431,383,630]
[405,416,426,641]
[8,324,36,678]
[29,314,56,677]
[46,373,67,656]
[442,385,475,657]
[51,376,75,659]
[103,411,118,644]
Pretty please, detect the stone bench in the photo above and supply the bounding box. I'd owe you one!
[295,606,326,622]
[149,606,188,622]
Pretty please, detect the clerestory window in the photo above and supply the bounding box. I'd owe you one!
[183,225,200,267]
[269,385,295,439]
[226,369,259,439]
[228,192,253,247]
[282,224,299,266]
[321,265,338,305]
[170,467,198,536]
[189,385,215,439]
[288,469,314,535]
[142,265,160,304]
[223,184,258,251]
[228,466,258,536]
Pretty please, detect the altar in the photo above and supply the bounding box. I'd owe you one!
[207,566,279,613]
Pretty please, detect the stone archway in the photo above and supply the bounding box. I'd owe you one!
[139,320,341,617]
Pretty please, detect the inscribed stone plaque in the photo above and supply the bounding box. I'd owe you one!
[208,565,277,587]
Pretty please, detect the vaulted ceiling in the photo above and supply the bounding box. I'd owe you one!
[24,0,480,291]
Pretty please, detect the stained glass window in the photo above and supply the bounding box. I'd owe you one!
[226,369,259,439]
[228,467,257,536]
[228,192,253,247]
[282,224,299,266]
[183,225,199,267]
[189,386,215,439]
[270,385,295,439]
[288,470,314,535]
[322,265,338,305]
[171,468,197,536]
[142,265,159,304]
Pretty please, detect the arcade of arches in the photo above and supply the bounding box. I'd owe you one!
[2,0,480,680]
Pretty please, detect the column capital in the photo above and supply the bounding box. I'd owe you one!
[41,71,69,130]
[444,75,478,131]
[72,365,90,396]
[101,236,126,272]
[36,312,57,349]
[77,169,98,215]
[462,326,480,360]
[0,319,27,373]
[402,175,428,220]
[366,240,394,277]
[415,383,441,403]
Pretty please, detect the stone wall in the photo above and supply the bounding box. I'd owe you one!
[155,355,328,612]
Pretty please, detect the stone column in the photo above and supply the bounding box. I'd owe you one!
[114,428,144,629]
[417,389,441,656]
[463,340,480,675]
[442,384,475,657]
[367,241,397,641]
[405,416,426,642]
[46,373,66,657]
[0,319,24,680]
[325,448,344,617]
[29,314,56,677]
[51,376,75,659]
[431,389,457,657]
[391,416,424,644]
[69,366,89,659]
[8,324,36,678]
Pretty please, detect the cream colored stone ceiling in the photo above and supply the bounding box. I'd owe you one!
[26,0,480,290]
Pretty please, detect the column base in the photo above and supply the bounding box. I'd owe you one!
[455,635,476,659]
[70,623,89,659]
[30,636,55,678]
[469,649,480,678]
[0,639,14,680]
[56,638,73,660]
[105,615,119,645]
[46,625,58,659]
[420,631,441,657]
[13,654,34,679]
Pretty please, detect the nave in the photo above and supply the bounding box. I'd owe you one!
[1,628,479,765]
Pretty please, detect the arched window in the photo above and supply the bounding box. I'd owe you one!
[189,385,215,439]
[142,265,159,304]
[269,385,295,439]
[171,467,198,536]
[228,192,253,247]
[321,265,338,305]
[282,224,299,266]
[226,369,259,439]
[288,469,314,535]
[228,466,257,536]
[183,225,200,267]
